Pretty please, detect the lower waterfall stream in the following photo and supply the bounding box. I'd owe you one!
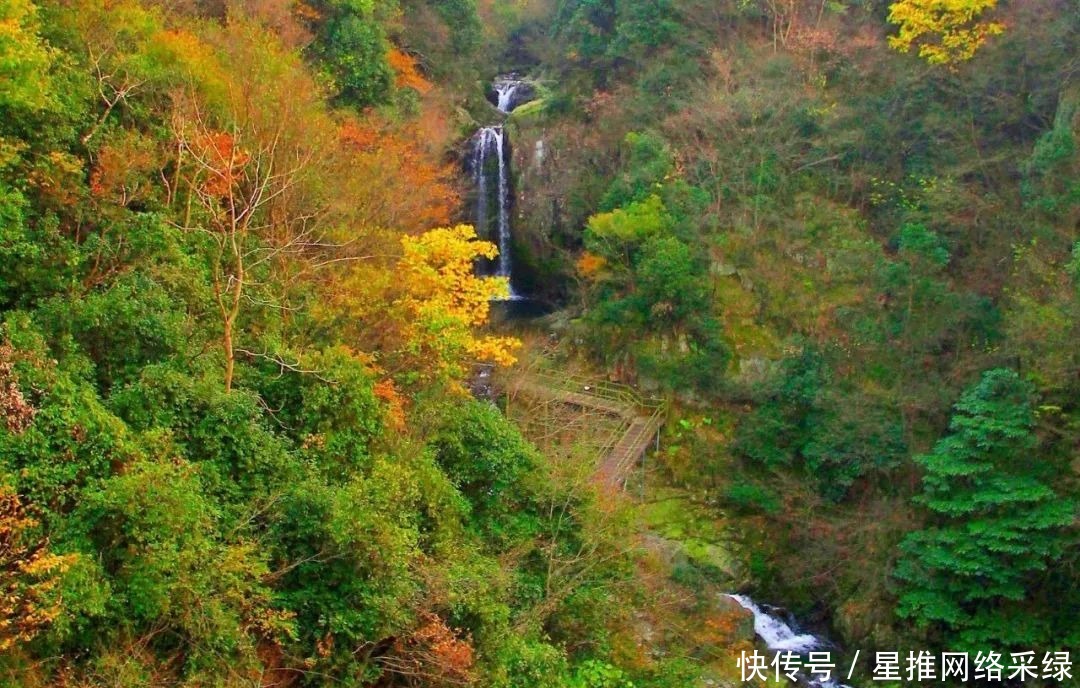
[727,594,853,688]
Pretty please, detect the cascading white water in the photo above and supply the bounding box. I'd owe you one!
[727,594,820,652]
[470,75,533,301]
[493,76,527,114]
[493,128,512,283]
[726,594,852,688]
[471,126,516,298]
[473,127,494,250]
[495,82,518,113]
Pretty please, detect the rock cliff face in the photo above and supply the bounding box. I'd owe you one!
[503,99,590,302]
[505,126,563,299]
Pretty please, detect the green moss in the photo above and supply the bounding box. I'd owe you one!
[507,98,547,122]
[639,488,736,577]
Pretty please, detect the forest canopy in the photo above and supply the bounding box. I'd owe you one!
[1,0,1078,685]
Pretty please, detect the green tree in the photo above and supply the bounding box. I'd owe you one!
[309,0,394,108]
[599,132,673,211]
[585,194,671,254]
[634,235,708,325]
[1022,85,1080,219]
[733,346,904,500]
[432,0,481,53]
[552,0,616,66]
[894,368,1075,648]
[426,399,542,543]
[0,0,55,113]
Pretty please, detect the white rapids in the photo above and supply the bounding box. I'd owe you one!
[727,594,821,652]
[726,594,853,688]
[493,77,526,113]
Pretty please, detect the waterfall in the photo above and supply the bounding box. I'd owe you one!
[471,126,515,297]
[469,75,533,300]
[725,594,852,688]
[493,128,512,283]
[493,76,527,114]
[727,594,820,652]
[495,82,518,113]
[472,126,494,257]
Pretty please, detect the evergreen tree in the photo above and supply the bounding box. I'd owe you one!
[894,368,1075,648]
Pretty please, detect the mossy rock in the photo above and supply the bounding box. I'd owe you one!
[507,98,547,122]
[712,594,756,642]
[640,489,737,578]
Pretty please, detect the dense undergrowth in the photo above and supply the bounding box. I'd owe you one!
[2,0,1078,684]
[504,0,1080,667]
[0,0,697,685]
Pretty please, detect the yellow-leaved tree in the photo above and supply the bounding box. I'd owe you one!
[0,485,75,651]
[887,0,1004,65]
[394,225,520,386]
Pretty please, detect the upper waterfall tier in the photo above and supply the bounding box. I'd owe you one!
[491,75,534,114]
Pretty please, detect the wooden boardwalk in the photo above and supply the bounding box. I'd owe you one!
[594,413,665,488]
[514,379,637,418]
[509,374,665,490]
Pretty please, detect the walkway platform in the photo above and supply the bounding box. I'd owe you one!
[508,372,665,489]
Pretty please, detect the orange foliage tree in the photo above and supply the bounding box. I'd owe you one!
[387,47,432,94]
[171,18,360,392]
[337,117,459,233]
[381,612,475,686]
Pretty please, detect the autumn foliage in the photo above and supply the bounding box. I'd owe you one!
[0,486,74,652]
[0,0,626,685]
[384,612,475,686]
[338,117,459,232]
[191,131,252,198]
[394,225,520,386]
[387,47,432,94]
[888,0,1005,65]
[0,346,35,434]
[576,251,607,279]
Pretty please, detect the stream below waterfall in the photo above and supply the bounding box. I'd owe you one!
[727,594,853,688]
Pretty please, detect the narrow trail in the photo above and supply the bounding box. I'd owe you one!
[508,372,665,489]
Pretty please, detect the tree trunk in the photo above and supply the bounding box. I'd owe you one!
[223,316,235,393]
